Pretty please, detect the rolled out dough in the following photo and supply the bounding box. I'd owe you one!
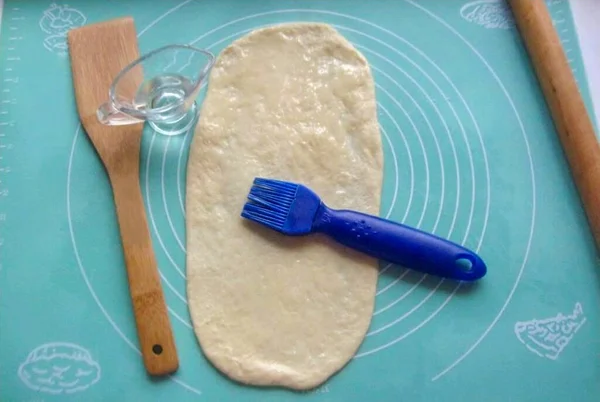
[186,23,383,390]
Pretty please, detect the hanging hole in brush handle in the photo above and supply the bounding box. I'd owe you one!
[455,256,474,272]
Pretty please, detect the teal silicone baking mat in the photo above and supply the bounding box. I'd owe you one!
[1,0,599,401]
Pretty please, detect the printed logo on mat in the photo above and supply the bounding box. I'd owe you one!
[514,303,587,360]
[460,0,513,29]
[18,342,100,394]
[39,3,86,55]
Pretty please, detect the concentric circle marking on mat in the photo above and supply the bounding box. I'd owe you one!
[161,136,185,253]
[367,279,444,336]
[339,22,480,332]
[377,85,430,228]
[402,0,535,380]
[176,129,192,214]
[353,44,459,236]
[331,22,482,327]
[338,23,490,357]
[333,23,482,244]
[329,4,533,374]
[359,42,463,284]
[373,274,428,316]
[321,15,488,347]
[352,45,455,297]
[144,133,187,288]
[349,0,504,363]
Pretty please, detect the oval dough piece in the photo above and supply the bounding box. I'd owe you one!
[186,23,383,390]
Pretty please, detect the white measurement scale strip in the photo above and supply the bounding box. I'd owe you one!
[549,0,599,127]
[571,0,600,128]
[0,1,22,274]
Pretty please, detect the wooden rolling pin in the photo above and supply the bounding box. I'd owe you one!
[509,0,600,250]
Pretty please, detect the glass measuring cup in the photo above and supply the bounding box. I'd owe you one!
[97,44,215,136]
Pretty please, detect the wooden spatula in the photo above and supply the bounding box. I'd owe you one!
[67,17,179,376]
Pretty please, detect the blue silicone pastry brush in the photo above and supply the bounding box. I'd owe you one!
[241,178,486,281]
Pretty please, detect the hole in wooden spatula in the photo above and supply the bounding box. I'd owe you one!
[152,344,163,355]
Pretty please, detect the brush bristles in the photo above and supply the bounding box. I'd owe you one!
[241,178,299,231]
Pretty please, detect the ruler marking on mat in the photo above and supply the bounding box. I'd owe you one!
[0,6,24,272]
[548,0,577,73]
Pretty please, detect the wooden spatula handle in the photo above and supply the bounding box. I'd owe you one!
[110,171,179,375]
[510,0,600,249]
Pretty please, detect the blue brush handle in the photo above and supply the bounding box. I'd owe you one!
[313,206,486,281]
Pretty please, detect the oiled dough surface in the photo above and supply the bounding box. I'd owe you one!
[186,23,383,390]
